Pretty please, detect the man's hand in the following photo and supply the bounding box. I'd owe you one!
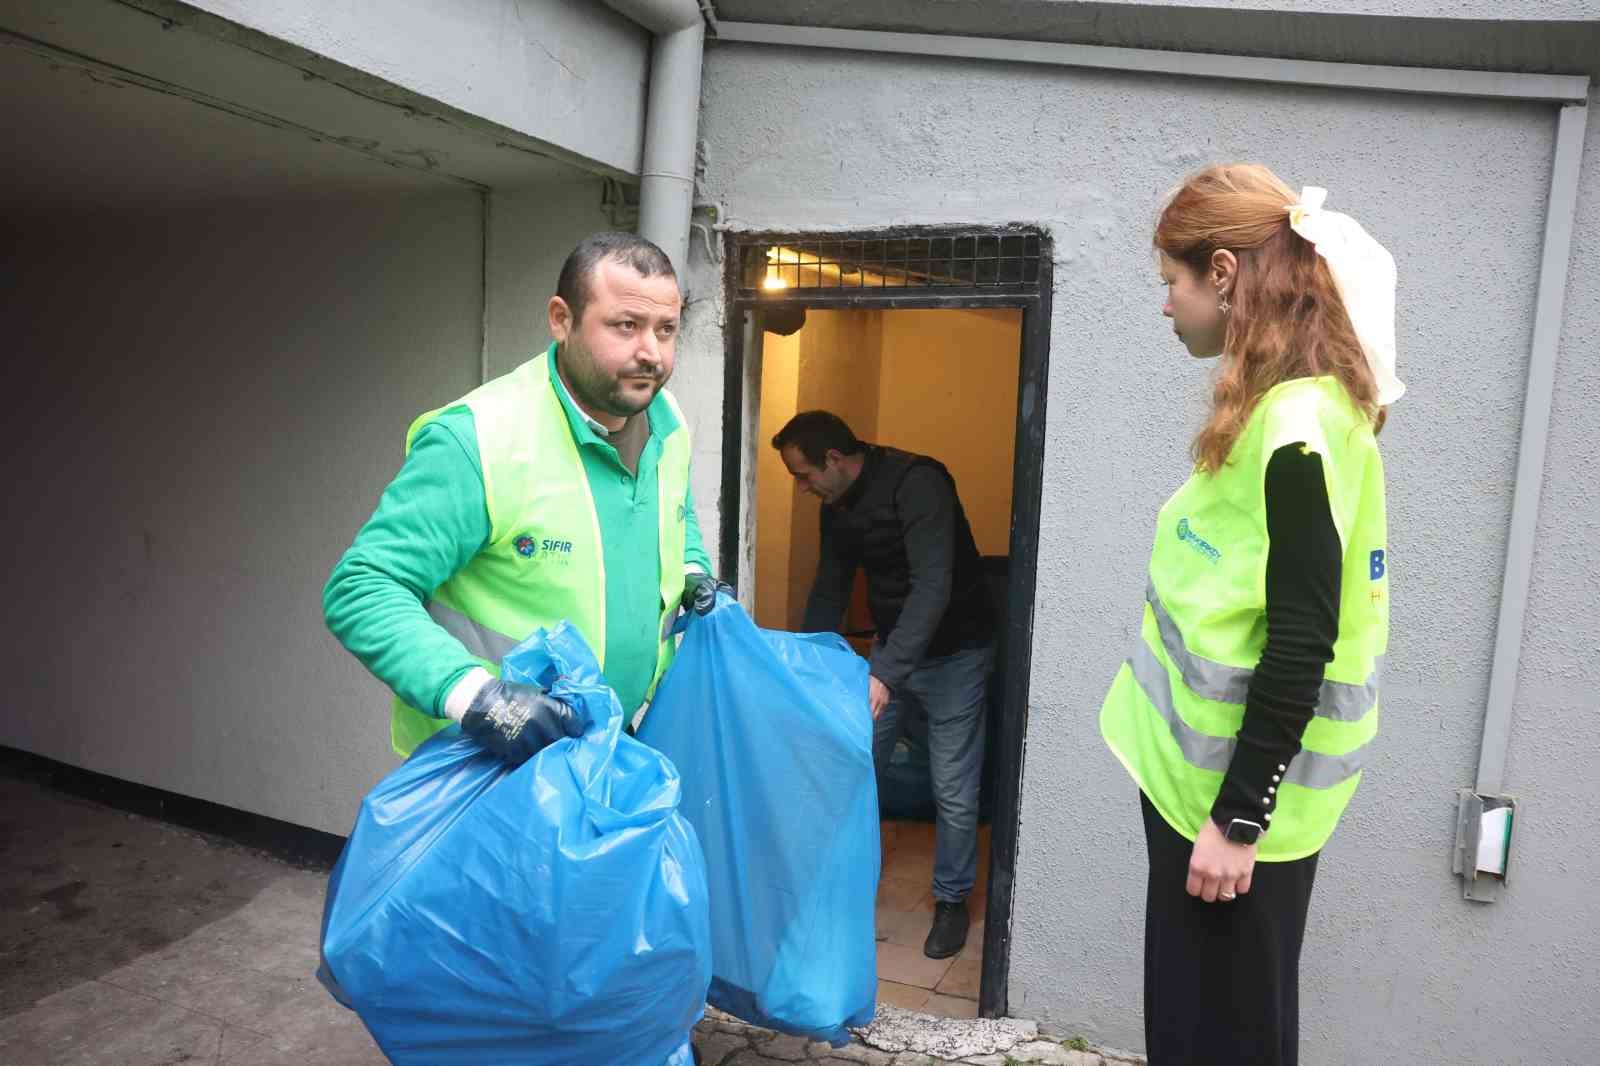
[1186,817,1256,903]
[869,676,892,720]
[682,572,734,616]
[460,679,585,766]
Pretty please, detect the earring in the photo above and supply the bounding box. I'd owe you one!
[1218,292,1232,315]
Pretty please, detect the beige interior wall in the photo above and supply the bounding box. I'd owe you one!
[754,329,801,629]
[752,307,1021,633]
[787,310,884,629]
[876,308,1022,556]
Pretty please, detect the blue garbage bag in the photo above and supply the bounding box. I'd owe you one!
[317,622,711,1066]
[636,595,878,1045]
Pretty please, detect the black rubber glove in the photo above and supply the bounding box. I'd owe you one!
[460,679,585,766]
[681,572,735,616]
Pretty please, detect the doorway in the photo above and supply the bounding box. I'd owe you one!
[757,306,1020,1017]
[720,230,1052,1019]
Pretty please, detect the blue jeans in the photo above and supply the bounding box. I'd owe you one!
[872,643,992,903]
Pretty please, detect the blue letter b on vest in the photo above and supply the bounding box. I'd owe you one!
[1369,549,1386,581]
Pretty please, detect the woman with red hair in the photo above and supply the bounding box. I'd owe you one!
[1100,163,1402,1066]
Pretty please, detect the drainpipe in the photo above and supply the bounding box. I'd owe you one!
[602,0,709,279]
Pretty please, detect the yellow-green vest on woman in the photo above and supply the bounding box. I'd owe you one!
[1101,376,1388,861]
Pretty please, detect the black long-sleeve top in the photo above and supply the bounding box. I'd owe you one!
[801,458,989,689]
[802,464,954,688]
[1210,442,1343,836]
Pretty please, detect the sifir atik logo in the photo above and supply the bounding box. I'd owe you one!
[1176,518,1221,564]
[515,534,573,560]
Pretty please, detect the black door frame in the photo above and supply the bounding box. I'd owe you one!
[717,227,1053,1018]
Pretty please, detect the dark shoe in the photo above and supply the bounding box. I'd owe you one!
[924,898,969,959]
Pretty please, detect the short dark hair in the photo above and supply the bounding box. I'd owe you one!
[771,410,864,467]
[555,232,677,323]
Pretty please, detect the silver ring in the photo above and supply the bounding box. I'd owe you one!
[1219,892,1236,901]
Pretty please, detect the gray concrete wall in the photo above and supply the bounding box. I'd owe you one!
[1093,0,1600,16]
[731,0,1600,20]
[687,39,1600,1064]
[0,0,634,838]
[177,0,651,176]
[0,193,485,835]
[711,2,1600,80]
[0,175,623,835]
[484,178,616,379]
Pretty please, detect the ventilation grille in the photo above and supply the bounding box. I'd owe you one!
[734,231,1043,297]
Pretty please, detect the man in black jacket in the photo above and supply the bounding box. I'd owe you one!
[773,410,994,959]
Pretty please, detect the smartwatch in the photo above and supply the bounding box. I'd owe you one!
[1222,817,1264,845]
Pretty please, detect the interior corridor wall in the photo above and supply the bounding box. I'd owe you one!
[692,39,1600,1063]
[876,308,1020,557]
[752,308,1023,629]
[786,309,884,630]
[755,329,802,629]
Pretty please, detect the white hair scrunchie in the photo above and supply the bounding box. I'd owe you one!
[1286,186,1405,406]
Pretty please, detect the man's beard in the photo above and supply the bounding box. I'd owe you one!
[562,339,664,419]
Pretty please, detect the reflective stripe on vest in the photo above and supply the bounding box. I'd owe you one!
[427,601,518,666]
[429,596,677,664]
[1146,582,1380,724]
[1126,629,1368,791]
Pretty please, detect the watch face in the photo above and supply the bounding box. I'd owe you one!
[1226,819,1262,844]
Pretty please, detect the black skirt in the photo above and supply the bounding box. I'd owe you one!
[1141,792,1320,1066]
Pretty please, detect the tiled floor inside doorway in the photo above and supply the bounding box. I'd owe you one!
[874,820,991,1018]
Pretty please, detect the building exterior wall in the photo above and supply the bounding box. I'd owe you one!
[686,38,1600,1063]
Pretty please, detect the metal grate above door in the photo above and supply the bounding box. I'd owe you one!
[733,230,1044,299]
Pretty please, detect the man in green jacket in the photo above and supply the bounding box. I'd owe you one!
[324,232,725,764]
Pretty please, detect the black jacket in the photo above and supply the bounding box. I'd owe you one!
[801,446,993,688]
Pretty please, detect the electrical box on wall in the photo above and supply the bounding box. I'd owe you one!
[1453,790,1516,902]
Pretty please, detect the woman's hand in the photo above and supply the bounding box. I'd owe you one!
[1187,818,1256,903]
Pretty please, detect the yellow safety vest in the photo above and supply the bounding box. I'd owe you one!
[390,350,691,756]
[1100,376,1388,860]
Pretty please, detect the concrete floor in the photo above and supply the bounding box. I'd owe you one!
[0,766,1118,1066]
[0,772,384,1065]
